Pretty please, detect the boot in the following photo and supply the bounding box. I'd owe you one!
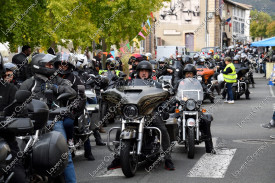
[99,125,106,133]
[93,129,106,146]
[84,151,95,161]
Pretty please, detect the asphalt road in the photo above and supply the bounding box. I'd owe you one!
[74,74,275,183]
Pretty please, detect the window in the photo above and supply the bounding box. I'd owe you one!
[241,23,244,34]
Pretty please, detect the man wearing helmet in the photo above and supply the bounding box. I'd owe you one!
[174,64,216,154]
[54,52,106,161]
[155,57,174,79]
[107,61,175,171]
[19,53,77,183]
[0,53,26,183]
[3,63,18,86]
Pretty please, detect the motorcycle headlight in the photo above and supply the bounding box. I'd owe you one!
[186,99,196,111]
[123,105,138,119]
[197,76,202,81]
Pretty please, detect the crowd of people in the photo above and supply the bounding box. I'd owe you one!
[0,43,273,182]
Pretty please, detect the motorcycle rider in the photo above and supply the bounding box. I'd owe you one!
[3,62,18,86]
[193,53,200,65]
[172,55,184,86]
[241,53,255,87]
[54,52,105,161]
[107,61,175,171]
[0,53,27,183]
[19,53,77,183]
[155,57,174,79]
[174,64,216,154]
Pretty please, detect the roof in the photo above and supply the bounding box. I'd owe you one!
[224,0,252,10]
[251,37,275,47]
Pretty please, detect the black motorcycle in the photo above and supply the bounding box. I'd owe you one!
[222,64,250,100]
[1,90,68,183]
[106,79,170,177]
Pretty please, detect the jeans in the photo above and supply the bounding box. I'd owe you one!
[63,117,74,140]
[226,83,234,101]
[54,121,76,183]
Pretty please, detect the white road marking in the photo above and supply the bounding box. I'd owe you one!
[97,169,124,177]
[269,85,275,97]
[187,148,237,178]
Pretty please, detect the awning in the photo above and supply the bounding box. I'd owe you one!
[251,37,275,47]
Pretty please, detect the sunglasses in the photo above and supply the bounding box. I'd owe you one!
[4,74,13,77]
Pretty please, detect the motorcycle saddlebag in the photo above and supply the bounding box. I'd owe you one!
[32,131,68,177]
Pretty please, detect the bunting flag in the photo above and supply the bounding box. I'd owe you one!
[150,12,154,20]
[147,19,151,28]
[143,26,147,33]
[138,32,145,39]
[119,47,125,53]
[229,23,232,27]
[110,51,115,58]
[126,43,130,50]
[133,37,140,48]
[226,17,231,22]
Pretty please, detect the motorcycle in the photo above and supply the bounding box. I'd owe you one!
[222,64,250,100]
[196,65,215,103]
[44,85,93,159]
[173,78,213,159]
[1,90,68,182]
[106,79,170,177]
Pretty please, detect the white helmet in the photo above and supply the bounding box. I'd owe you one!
[145,53,152,60]
[75,54,88,70]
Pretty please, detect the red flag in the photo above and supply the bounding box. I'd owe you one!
[150,12,154,20]
[119,47,125,53]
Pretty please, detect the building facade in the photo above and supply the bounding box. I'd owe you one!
[154,0,251,52]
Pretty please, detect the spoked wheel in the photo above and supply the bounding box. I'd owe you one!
[186,127,195,159]
[120,140,138,177]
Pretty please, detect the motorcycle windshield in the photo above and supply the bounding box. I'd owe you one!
[176,78,203,101]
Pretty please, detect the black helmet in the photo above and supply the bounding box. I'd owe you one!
[197,58,205,65]
[31,53,56,77]
[4,63,18,72]
[0,53,4,76]
[182,64,197,76]
[106,58,118,70]
[53,52,76,74]
[182,55,193,64]
[136,61,153,78]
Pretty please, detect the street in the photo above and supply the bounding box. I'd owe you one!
[73,73,275,183]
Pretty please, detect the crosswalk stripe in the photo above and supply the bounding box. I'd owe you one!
[187,148,237,178]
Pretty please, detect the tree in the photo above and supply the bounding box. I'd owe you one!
[266,21,275,37]
[0,0,169,52]
[250,9,272,40]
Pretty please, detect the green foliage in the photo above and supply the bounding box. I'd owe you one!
[250,9,272,39]
[0,0,169,52]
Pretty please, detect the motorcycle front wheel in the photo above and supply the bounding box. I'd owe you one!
[186,127,195,159]
[120,140,138,177]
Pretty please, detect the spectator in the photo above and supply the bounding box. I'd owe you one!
[12,45,32,83]
[262,111,275,129]
[93,50,102,71]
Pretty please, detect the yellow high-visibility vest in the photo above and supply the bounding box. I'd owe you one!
[223,63,237,83]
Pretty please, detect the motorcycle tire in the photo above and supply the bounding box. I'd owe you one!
[232,86,238,100]
[120,140,138,177]
[186,127,195,159]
